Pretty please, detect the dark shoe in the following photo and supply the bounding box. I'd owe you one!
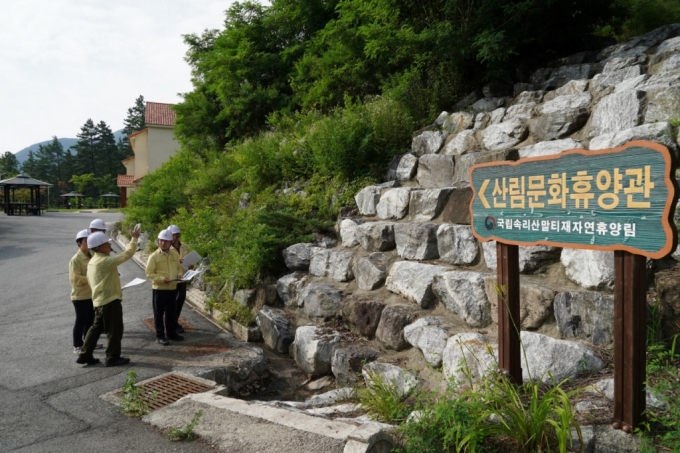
[104,357,130,367]
[176,325,185,334]
[157,337,170,346]
[167,334,184,341]
[75,356,100,365]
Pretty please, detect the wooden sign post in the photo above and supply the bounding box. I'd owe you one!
[469,141,678,431]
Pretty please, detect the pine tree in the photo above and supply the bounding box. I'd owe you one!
[73,119,99,175]
[22,150,37,176]
[0,151,20,178]
[95,121,120,178]
[119,95,145,155]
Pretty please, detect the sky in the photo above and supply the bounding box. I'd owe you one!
[0,0,235,153]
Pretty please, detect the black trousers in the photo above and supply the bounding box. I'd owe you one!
[80,299,124,360]
[175,282,187,324]
[72,299,94,348]
[152,289,177,338]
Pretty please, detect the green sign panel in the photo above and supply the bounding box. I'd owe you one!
[469,141,678,259]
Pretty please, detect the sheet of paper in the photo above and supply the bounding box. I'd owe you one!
[178,269,199,281]
[122,277,146,289]
[181,251,201,268]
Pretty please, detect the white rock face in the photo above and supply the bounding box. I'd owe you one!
[434,111,448,127]
[536,92,592,115]
[403,317,450,367]
[385,261,449,308]
[442,333,498,384]
[376,188,414,220]
[394,223,440,260]
[489,107,506,124]
[561,249,615,290]
[276,272,307,307]
[339,218,361,248]
[644,86,680,123]
[256,306,294,354]
[480,119,528,151]
[299,283,343,320]
[354,181,398,216]
[589,122,677,151]
[441,130,480,155]
[518,138,582,159]
[591,65,643,90]
[588,89,645,137]
[355,221,395,252]
[513,90,544,105]
[291,326,341,375]
[416,154,455,189]
[659,53,680,73]
[412,130,447,156]
[432,271,492,327]
[555,79,589,96]
[282,243,313,271]
[409,188,453,221]
[521,331,604,383]
[482,241,561,273]
[442,111,475,134]
[353,252,388,290]
[362,362,417,398]
[385,153,419,182]
[309,247,354,282]
[503,103,535,122]
[437,224,478,265]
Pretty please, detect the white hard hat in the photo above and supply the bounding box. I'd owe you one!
[87,232,110,249]
[168,225,181,234]
[157,229,173,241]
[89,219,107,231]
[75,229,90,242]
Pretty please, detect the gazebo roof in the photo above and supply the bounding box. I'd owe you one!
[0,174,52,187]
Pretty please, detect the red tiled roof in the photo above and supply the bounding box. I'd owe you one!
[117,175,135,186]
[145,102,176,126]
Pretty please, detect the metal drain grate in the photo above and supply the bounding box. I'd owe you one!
[136,374,214,411]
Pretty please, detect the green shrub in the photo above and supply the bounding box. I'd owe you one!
[213,295,255,327]
[359,370,414,423]
[167,410,203,441]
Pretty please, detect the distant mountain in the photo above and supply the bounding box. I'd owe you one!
[13,130,125,164]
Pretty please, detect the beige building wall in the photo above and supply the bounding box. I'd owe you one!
[130,130,149,179]
[123,158,136,176]
[147,126,180,173]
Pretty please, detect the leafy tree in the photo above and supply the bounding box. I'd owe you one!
[0,151,20,178]
[70,173,95,194]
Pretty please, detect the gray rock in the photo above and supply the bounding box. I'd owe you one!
[441,130,480,155]
[375,305,418,351]
[502,103,535,123]
[440,187,473,225]
[657,53,680,73]
[300,283,344,321]
[592,426,642,453]
[256,307,295,353]
[537,92,592,114]
[471,97,506,114]
[489,107,506,124]
[277,272,308,307]
[309,247,354,282]
[291,326,341,375]
[442,112,475,134]
[416,154,455,189]
[355,221,395,252]
[569,425,595,453]
[437,224,478,265]
[483,241,561,273]
[433,111,448,127]
[408,188,453,221]
[385,153,418,182]
[339,218,362,248]
[234,289,256,309]
[394,223,440,261]
[472,112,490,131]
[546,64,596,90]
[520,331,604,383]
[603,54,647,73]
[341,297,385,338]
[598,23,680,61]
[529,92,592,141]
[555,79,589,96]
[589,121,677,152]
[412,130,447,156]
[588,378,669,410]
[354,181,399,216]
[588,89,645,138]
[518,138,582,159]
[332,347,380,386]
[561,249,615,290]
[614,73,649,92]
[385,261,448,308]
[433,271,492,327]
[512,90,544,105]
[283,243,313,271]
[480,119,528,151]
[304,388,354,407]
[404,317,450,367]
[644,86,680,124]
[453,149,517,186]
[554,291,614,345]
[353,253,389,291]
[442,333,498,384]
[484,278,556,330]
[376,188,414,220]
[591,65,643,90]
[362,362,417,398]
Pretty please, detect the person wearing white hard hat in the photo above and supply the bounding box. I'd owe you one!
[76,225,141,367]
[89,219,107,233]
[69,230,103,354]
[145,229,185,345]
[168,224,192,334]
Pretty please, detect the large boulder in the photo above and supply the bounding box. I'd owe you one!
[277,272,308,307]
[412,130,447,156]
[597,23,680,62]
[299,283,344,321]
[589,121,677,152]
[291,326,341,376]
[453,149,517,186]
[362,362,417,398]
[433,271,493,327]
[355,221,396,252]
[644,86,680,124]
[440,188,473,224]
[482,241,561,273]
[332,347,380,386]
[483,278,556,330]
[408,188,453,221]
[518,138,582,159]
[256,307,295,354]
[529,92,592,141]
[442,333,498,384]
[353,252,389,291]
[341,297,385,339]
[561,249,615,290]
[282,243,313,271]
[441,130,480,155]
[354,181,398,216]
[655,268,680,341]
[480,119,528,151]
[587,89,645,138]
[521,331,604,383]
[442,112,475,134]
[375,305,418,351]
[437,224,479,265]
[309,248,354,282]
[503,103,535,123]
[394,223,440,261]
[339,218,362,248]
[385,153,419,182]
[403,317,451,367]
[385,261,449,308]
[416,154,455,189]
[592,64,644,90]
[376,188,414,220]
[554,291,615,345]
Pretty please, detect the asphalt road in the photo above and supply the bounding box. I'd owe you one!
[0,212,219,452]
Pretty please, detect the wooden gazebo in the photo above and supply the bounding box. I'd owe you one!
[0,174,52,216]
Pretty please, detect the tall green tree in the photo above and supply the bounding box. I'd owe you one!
[119,95,146,156]
[0,151,20,178]
[95,121,122,178]
[21,150,37,176]
[73,119,99,175]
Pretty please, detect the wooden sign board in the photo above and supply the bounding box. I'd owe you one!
[469,141,677,259]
